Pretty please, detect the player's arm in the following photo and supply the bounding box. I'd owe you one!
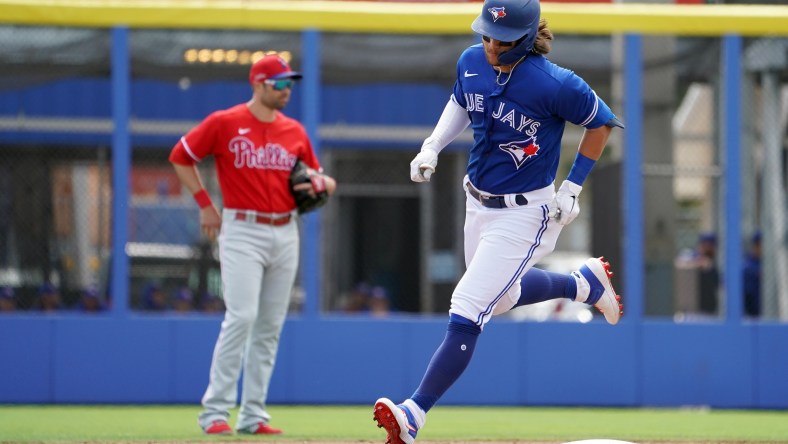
[291,167,337,198]
[549,123,617,226]
[577,124,613,160]
[295,140,337,197]
[411,97,470,182]
[170,151,222,241]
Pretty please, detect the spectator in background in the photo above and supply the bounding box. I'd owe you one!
[344,282,372,313]
[199,291,225,313]
[172,287,194,312]
[743,231,762,318]
[695,233,720,315]
[344,282,391,317]
[0,286,16,312]
[676,232,719,315]
[141,282,169,311]
[36,282,63,312]
[78,285,106,312]
[368,285,390,318]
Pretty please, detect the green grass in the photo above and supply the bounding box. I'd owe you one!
[0,405,787,442]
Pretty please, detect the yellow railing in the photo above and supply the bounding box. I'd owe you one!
[0,0,787,36]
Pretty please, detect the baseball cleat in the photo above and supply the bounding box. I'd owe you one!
[236,422,283,435]
[373,398,418,444]
[202,419,232,435]
[579,257,623,325]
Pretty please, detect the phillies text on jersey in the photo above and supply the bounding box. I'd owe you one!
[169,104,320,213]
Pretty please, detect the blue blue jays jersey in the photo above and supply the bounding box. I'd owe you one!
[452,44,618,194]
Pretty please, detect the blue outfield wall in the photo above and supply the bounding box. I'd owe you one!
[1,315,786,408]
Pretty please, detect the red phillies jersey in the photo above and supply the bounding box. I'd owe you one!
[169,104,321,213]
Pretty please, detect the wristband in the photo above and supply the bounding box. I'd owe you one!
[193,189,212,209]
[566,152,596,186]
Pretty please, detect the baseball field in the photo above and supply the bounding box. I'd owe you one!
[1,404,787,443]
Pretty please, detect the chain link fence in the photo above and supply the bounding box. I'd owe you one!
[0,22,785,320]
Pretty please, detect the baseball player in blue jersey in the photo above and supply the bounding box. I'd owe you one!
[373,0,623,442]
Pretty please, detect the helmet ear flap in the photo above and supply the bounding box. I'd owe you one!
[497,35,533,65]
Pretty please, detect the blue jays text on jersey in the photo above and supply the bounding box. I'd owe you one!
[453,44,619,195]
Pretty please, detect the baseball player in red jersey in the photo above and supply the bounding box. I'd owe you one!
[169,53,336,436]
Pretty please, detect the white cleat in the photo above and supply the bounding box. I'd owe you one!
[580,257,623,325]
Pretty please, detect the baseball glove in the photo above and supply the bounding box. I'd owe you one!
[290,160,329,214]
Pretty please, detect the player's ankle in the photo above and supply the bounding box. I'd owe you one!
[402,399,427,429]
[571,270,590,303]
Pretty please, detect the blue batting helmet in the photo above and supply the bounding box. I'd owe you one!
[471,0,541,65]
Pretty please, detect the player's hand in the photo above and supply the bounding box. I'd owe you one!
[410,148,439,182]
[549,180,582,226]
[199,206,222,240]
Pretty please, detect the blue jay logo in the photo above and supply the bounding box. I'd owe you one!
[488,7,506,22]
[499,137,540,169]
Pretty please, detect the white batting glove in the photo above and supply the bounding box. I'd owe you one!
[410,148,439,182]
[549,180,583,226]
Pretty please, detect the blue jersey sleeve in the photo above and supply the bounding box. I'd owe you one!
[555,73,617,129]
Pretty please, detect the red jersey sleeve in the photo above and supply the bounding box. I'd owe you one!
[295,124,322,171]
[169,112,221,165]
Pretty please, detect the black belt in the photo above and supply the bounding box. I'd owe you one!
[467,183,528,209]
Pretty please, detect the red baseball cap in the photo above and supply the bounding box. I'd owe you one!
[249,54,302,84]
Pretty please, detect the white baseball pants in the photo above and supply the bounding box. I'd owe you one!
[199,209,299,430]
[451,179,562,328]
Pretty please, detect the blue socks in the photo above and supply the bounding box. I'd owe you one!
[411,314,481,412]
[409,270,576,413]
[514,267,577,307]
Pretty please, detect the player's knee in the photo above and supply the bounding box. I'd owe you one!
[230,308,259,326]
[448,313,482,335]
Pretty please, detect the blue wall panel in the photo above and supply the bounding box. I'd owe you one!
[0,79,449,135]
[171,317,222,403]
[0,91,21,114]
[131,80,249,121]
[21,79,111,117]
[52,318,172,403]
[401,319,452,400]
[641,322,755,408]
[754,323,788,409]
[0,315,786,408]
[285,317,400,404]
[522,322,638,407]
[322,84,450,126]
[0,317,53,402]
[440,320,521,406]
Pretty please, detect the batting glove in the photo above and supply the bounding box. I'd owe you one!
[549,180,583,226]
[410,148,439,182]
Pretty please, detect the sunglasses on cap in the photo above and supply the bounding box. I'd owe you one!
[482,35,515,47]
[264,78,295,91]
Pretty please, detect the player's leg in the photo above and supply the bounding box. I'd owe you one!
[374,195,485,444]
[512,267,577,306]
[512,258,622,324]
[199,217,265,434]
[408,196,547,410]
[236,222,299,434]
[375,204,558,444]
[374,312,477,444]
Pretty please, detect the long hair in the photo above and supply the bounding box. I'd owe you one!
[532,18,553,55]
